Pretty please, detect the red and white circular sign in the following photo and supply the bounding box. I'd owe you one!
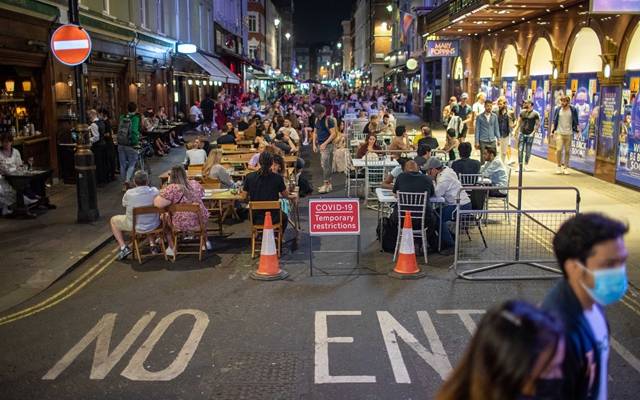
[50,24,92,66]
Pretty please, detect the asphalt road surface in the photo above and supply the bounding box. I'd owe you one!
[1,219,639,400]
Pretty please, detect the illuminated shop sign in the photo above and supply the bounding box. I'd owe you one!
[425,40,460,57]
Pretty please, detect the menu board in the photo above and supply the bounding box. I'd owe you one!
[530,76,550,158]
[568,73,599,173]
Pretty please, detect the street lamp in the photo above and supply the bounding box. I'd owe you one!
[274,18,280,27]
[285,32,291,40]
[386,4,393,12]
[337,42,342,49]
[274,18,281,69]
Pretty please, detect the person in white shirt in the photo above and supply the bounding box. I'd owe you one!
[189,101,203,130]
[184,139,207,166]
[424,157,471,253]
[110,170,160,260]
[278,118,300,145]
[88,109,101,144]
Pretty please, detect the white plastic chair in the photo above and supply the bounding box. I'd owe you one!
[487,166,512,223]
[393,191,429,264]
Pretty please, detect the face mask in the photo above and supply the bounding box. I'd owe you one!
[578,262,628,306]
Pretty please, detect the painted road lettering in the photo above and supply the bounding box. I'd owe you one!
[43,309,209,381]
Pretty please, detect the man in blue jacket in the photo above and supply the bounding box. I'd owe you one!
[551,95,579,175]
[542,213,628,400]
[474,99,500,164]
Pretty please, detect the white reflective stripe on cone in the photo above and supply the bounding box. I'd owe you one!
[399,228,415,254]
[261,229,277,256]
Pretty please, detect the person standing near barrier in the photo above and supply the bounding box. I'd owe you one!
[543,213,629,400]
[474,100,500,165]
[312,104,337,194]
[424,157,471,255]
[452,93,473,142]
[514,99,540,172]
[437,300,565,400]
[551,95,578,175]
[496,96,515,165]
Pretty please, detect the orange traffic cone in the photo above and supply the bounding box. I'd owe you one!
[389,211,426,279]
[250,212,289,281]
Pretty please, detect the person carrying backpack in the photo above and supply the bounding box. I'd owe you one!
[117,102,142,190]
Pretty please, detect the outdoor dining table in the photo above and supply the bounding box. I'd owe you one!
[159,169,203,185]
[375,188,446,253]
[3,169,53,218]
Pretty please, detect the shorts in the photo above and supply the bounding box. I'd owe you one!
[111,215,133,232]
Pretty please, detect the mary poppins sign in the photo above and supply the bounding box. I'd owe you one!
[426,40,459,58]
[591,0,640,13]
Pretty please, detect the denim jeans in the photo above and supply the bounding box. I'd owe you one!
[118,145,139,183]
[440,202,472,249]
[518,135,534,165]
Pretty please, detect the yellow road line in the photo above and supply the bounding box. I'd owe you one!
[0,248,117,325]
[622,299,640,316]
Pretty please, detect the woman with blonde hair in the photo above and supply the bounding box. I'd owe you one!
[332,119,348,173]
[154,165,210,255]
[203,149,235,188]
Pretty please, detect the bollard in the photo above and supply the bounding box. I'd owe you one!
[74,123,99,223]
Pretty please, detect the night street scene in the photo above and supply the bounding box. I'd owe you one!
[1,0,640,399]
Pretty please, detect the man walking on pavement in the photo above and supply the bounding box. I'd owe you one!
[543,213,629,400]
[117,102,141,190]
[514,99,540,172]
[312,104,336,194]
[452,93,473,142]
[474,99,500,164]
[551,95,578,175]
[496,96,515,165]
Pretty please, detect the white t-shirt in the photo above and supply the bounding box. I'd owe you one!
[279,127,300,143]
[122,186,160,232]
[0,147,23,173]
[557,107,573,135]
[584,306,609,400]
[185,148,207,165]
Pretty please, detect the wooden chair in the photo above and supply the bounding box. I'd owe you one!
[249,201,283,258]
[202,181,223,235]
[220,144,238,151]
[167,203,207,261]
[131,206,167,264]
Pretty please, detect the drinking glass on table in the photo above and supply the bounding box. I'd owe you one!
[27,157,34,171]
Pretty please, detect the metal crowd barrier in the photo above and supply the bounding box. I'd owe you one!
[452,186,581,281]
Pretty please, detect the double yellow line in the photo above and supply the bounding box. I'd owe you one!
[0,248,118,326]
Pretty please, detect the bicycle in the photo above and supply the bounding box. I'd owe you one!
[134,139,154,177]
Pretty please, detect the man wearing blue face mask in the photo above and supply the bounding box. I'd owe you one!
[542,213,629,400]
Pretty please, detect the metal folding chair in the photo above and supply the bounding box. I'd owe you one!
[364,157,388,207]
[393,192,429,264]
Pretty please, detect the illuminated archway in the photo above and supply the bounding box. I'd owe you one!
[568,28,602,73]
[479,50,493,79]
[500,45,518,78]
[529,38,553,76]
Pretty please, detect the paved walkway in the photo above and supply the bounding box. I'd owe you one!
[0,150,183,313]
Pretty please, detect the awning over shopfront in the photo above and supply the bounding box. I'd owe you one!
[187,52,240,84]
[420,0,581,37]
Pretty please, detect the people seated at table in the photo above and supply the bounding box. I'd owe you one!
[424,157,471,254]
[363,115,380,134]
[243,117,259,141]
[414,144,431,171]
[442,128,460,161]
[88,109,109,185]
[413,124,439,149]
[263,118,277,141]
[479,146,508,197]
[278,118,300,145]
[380,114,394,135]
[381,157,411,189]
[110,170,160,260]
[392,160,437,243]
[242,152,289,229]
[388,125,413,152]
[184,139,207,166]
[273,131,298,155]
[154,165,211,256]
[216,127,237,145]
[203,149,236,189]
[356,134,382,159]
[451,142,481,176]
[143,109,169,156]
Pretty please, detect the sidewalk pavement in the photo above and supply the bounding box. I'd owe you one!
[428,125,640,288]
[0,150,183,313]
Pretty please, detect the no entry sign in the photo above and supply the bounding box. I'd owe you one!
[309,199,360,236]
[50,24,92,66]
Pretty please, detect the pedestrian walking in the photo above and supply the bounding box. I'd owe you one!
[312,104,337,194]
[116,102,142,190]
[514,99,540,171]
[551,95,578,175]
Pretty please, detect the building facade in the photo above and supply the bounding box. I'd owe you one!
[341,20,353,73]
[420,0,640,189]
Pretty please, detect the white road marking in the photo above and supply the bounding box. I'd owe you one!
[42,312,156,380]
[377,311,452,384]
[121,309,209,381]
[611,337,640,374]
[53,39,89,50]
[314,311,376,384]
[436,310,486,335]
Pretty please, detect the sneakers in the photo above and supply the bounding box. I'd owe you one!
[165,247,175,257]
[23,195,38,206]
[202,240,212,251]
[318,184,333,194]
[117,246,132,261]
[563,167,570,175]
[555,167,563,175]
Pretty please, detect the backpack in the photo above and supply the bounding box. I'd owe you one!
[117,113,135,146]
[95,119,106,143]
[376,217,398,253]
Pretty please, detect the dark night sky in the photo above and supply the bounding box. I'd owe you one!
[293,0,356,45]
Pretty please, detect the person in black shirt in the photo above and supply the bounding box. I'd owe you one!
[217,130,236,145]
[451,142,481,176]
[414,144,431,171]
[242,152,288,227]
[392,160,437,240]
[416,125,439,150]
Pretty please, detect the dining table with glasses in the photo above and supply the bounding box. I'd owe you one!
[3,168,54,218]
[375,188,446,252]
